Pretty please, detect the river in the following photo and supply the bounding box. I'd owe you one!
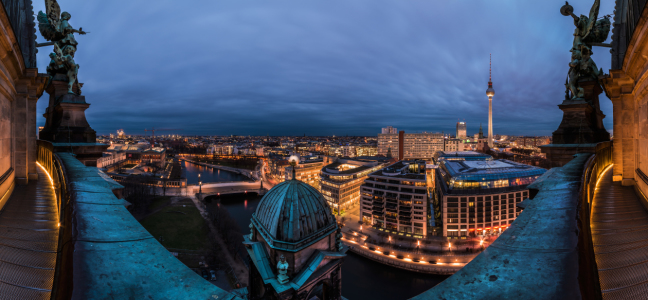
[181,160,250,184]
[183,161,447,300]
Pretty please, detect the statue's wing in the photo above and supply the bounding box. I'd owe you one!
[583,0,601,41]
[37,0,65,42]
[45,0,60,28]
[37,11,58,41]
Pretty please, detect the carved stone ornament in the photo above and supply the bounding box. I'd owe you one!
[277,255,289,284]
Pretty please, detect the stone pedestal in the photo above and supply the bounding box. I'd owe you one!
[39,77,96,143]
[39,77,107,166]
[542,79,611,167]
[552,80,610,144]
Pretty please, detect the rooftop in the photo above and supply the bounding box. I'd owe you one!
[368,160,426,180]
[441,159,545,181]
[433,151,492,162]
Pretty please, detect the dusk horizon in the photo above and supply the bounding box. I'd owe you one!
[33,0,615,137]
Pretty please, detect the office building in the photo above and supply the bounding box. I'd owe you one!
[378,131,444,160]
[435,159,546,237]
[285,158,325,190]
[444,138,464,152]
[377,132,400,158]
[382,126,398,134]
[320,157,389,214]
[456,122,467,138]
[360,160,432,238]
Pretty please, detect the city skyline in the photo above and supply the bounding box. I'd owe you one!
[34,0,615,136]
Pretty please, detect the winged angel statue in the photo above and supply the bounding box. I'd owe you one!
[561,0,610,100]
[37,0,87,94]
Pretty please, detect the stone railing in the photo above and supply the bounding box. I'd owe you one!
[37,141,240,300]
[412,152,595,299]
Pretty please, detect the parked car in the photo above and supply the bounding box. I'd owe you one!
[210,270,216,281]
[201,270,209,280]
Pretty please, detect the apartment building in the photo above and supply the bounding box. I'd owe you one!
[360,161,431,238]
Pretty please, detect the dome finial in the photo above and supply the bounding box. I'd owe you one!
[288,155,299,180]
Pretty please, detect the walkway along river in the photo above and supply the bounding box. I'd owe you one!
[182,160,447,300]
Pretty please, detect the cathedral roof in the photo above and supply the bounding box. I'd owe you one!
[252,180,337,251]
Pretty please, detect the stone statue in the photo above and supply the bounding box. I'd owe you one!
[37,0,87,94]
[336,228,343,252]
[561,1,610,100]
[50,44,79,94]
[276,255,289,284]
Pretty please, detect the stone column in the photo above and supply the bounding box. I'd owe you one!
[620,93,637,185]
[602,70,635,182]
[12,94,28,184]
[27,94,38,180]
[609,95,624,181]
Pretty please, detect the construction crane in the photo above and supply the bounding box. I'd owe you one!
[144,128,183,138]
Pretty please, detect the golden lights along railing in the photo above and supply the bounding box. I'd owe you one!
[578,140,612,300]
[37,140,73,298]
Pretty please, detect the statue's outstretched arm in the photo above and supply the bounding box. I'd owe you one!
[570,13,579,23]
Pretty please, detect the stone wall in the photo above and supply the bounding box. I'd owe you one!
[0,0,36,68]
[603,1,648,194]
[0,1,46,205]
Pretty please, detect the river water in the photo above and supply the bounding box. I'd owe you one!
[181,160,249,184]
[183,161,447,300]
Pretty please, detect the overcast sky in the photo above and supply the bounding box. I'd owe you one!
[34,0,616,136]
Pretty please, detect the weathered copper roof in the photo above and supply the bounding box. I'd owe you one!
[253,180,336,245]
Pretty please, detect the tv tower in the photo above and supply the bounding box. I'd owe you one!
[486,54,495,148]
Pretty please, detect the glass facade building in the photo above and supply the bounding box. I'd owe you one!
[435,159,546,238]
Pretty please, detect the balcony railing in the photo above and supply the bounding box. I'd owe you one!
[36,141,238,299]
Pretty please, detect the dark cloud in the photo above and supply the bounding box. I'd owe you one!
[35,0,616,136]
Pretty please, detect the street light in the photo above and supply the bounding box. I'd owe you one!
[198,173,202,197]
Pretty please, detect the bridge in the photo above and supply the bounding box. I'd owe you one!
[190,181,268,197]
[179,157,259,181]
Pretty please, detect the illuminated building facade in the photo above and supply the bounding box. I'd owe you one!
[320,158,388,214]
[444,138,464,152]
[378,132,444,160]
[285,159,324,189]
[436,159,546,238]
[456,122,467,138]
[355,145,377,157]
[377,133,399,158]
[360,161,431,238]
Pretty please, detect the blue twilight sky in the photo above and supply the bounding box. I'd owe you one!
[34,0,616,137]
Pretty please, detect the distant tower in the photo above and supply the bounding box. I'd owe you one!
[486,54,495,148]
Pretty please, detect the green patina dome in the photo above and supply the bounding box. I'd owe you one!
[252,180,337,247]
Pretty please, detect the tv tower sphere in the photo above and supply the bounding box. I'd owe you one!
[486,86,495,97]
